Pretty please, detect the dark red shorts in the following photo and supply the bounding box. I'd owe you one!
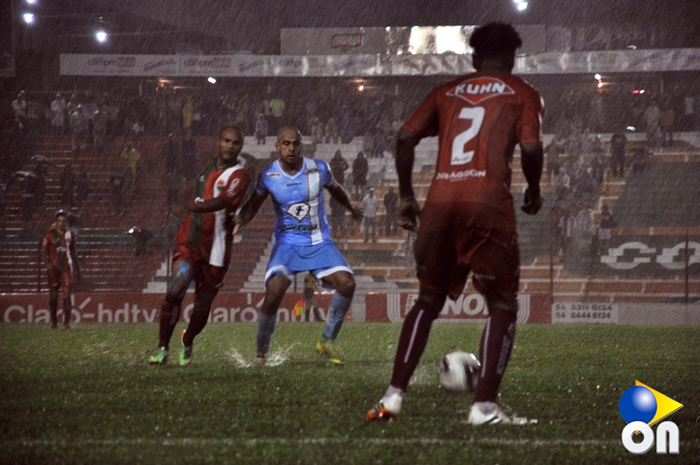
[414,202,520,308]
[174,245,227,292]
[47,268,72,290]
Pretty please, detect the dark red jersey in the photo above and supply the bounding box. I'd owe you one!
[175,158,249,268]
[402,72,544,228]
[41,227,77,274]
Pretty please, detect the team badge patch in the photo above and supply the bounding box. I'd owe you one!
[447,77,515,105]
[287,202,310,221]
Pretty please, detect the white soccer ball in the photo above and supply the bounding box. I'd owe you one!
[438,351,480,394]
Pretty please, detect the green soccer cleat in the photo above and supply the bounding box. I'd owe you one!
[148,347,168,365]
[316,340,346,365]
[179,330,193,366]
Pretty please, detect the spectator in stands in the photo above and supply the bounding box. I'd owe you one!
[76,165,89,207]
[162,133,179,176]
[129,226,153,257]
[329,150,349,187]
[17,172,38,221]
[59,163,75,208]
[303,272,323,322]
[644,100,661,147]
[182,96,194,135]
[383,185,399,236]
[598,205,616,256]
[70,105,89,152]
[31,160,48,209]
[255,114,269,145]
[403,229,417,276]
[545,135,564,184]
[660,103,675,147]
[569,205,594,266]
[573,167,597,198]
[352,151,368,200]
[609,129,627,178]
[121,142,141,188]
[554,166,571,200]
[362,188,379,243]
[41,210,80,329]
[329,195,347,241]
[630,147,651,175]
[371,127,387,159]
[109,172,125,215]
[164,171,180,211]
[50,93,67,134]
[181,133,197,179]
[92,106,108,152]
[362,129,374,157]
[549,202,567,256]
[11,91,28,126]
[310,116,324,143]
[324,117,339,144]
[269,95,285,133]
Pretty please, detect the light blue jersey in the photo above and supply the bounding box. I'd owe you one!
[256,157,334,246]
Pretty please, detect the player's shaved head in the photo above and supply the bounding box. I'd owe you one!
[220,125,243,140]
[469,22,522,59]
[277,127,301,141]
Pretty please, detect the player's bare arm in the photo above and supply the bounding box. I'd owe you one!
[233,190,268,235]
[187,196,228,214]
[395,129,422,231]
[520,142,544,215]
[326,180,363,220]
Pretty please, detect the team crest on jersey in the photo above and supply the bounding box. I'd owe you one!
[287,202,310,221]
[447,77,515,105]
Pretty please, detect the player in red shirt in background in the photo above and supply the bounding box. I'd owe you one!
[149,126,250,366]
[367,23,544,425]
[41,210,80,329]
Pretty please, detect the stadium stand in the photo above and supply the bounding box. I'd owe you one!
[2,132,699,304]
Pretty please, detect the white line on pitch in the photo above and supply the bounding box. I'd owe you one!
[4,438,631,448]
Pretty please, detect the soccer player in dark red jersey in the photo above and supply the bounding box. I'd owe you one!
[367,23,544,425]
[149,126,250,366]
[41,210,80,329]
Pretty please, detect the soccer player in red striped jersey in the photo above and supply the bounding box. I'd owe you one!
[367,23,544,425]
[41,210,80,329]
[149,126,249,366]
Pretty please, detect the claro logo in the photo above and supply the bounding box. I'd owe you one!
[87,56,136,68]
[183,57,232,69]
[601,241,699,270]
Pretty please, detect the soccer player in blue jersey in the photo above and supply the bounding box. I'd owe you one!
[234,127,363,365]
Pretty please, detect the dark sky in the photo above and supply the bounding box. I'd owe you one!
[15,0,700,54]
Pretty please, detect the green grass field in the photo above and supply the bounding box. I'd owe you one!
[1,322,699,464]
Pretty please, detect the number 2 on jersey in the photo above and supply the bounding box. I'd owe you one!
[451,107,485,165]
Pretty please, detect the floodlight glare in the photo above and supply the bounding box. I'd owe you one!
[95,30,108,43]
[25,0,38,4]
[517,2,528,11]
[207,77,217,84]
[594,73,602,80]
[22,13,35,24]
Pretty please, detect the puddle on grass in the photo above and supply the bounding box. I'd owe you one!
[227,343,299,368]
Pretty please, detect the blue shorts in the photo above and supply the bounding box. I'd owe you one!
[265,240,352,287]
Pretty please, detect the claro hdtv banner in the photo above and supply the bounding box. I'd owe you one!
[1,292,552,324]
